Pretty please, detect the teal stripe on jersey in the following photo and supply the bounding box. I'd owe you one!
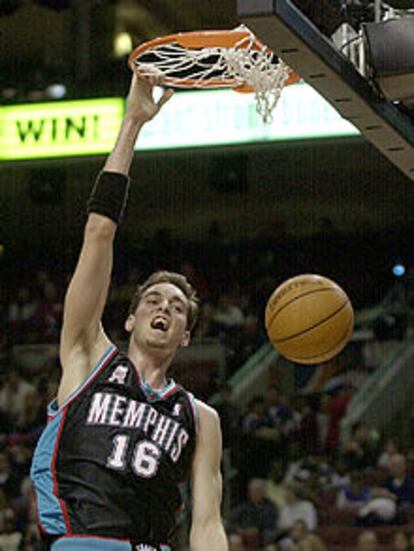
[51,537,171,550]
[51,536,130,550]
[140,377,178,402]
[30,410,67,534]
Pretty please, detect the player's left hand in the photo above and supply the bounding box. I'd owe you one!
[126,64,174,123]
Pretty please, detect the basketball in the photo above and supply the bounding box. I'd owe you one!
[265,274,354,364]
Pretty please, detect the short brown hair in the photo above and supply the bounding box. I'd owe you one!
[128,270,199,331]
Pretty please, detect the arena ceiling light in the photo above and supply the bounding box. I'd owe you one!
[362,15,414,104]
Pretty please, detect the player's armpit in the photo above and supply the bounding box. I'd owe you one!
[190,401,228,551]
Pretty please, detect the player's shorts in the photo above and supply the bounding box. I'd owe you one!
[50,536,171,551]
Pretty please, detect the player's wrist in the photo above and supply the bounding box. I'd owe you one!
[123,110,151,126]
[87,171,131,224]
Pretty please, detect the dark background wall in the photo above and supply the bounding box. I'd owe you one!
[1,0,413,314]
[1,134,413,310]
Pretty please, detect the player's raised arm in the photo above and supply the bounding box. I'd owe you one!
[59,69,173,385]
[190,401,229,551]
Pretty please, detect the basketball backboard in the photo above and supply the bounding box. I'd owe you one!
[237,0,414,181]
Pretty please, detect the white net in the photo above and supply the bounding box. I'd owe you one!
[222,32,290,123]
[133,26,291,123]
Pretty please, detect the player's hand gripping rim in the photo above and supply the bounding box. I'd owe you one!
[127,64,174,123]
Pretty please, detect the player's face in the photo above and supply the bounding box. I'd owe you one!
[126,282,190,354]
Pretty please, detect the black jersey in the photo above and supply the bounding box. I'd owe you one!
[30,345,198,546]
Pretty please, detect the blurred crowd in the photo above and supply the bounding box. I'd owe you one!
[1,249,413,549]
[1,262,269,376]
[212,376,414,550]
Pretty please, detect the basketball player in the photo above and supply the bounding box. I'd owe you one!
[30,68,229,551]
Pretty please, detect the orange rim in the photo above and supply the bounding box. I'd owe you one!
[128,28,300,91]
[128,29,267,71]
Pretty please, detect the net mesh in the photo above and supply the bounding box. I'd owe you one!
[132,26,291,123]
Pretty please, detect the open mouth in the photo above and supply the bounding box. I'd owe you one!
[150,318,168,332]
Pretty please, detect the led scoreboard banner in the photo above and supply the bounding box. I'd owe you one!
[0,98,125,161]
[0,84,359,161]
[139,84,359,150]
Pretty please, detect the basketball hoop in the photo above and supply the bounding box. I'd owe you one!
[128,26,299,123]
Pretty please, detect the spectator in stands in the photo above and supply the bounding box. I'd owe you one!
[341,421,378,471]
[226,478,278,550]
[392,530,410,550]
[296,396,320,457]
[377,438,399,469]
[265,387,293,430]
[193,300,219,339]
[227,532,244,551]
[357,530,379,551]
[336,470,371,511]
[265,387,299,440]
[289,519,327,551]
[325,384,354,455]
[284,453,326,497]
[376,453,414,511]
[214,383,241,454]
[213,288,249,371]
[243,396,269,436]
[213,291,244,332]
[33,280,63,342]
[8,444,33,483]
[264,483,318,550]
[316,394,330,453]
[267,461,288,510]
[0,506,22,551]
[0,373,35,433]
[0,450,22,500]
[15,477,41,550]
[278,483,317,531]
[328,456,351,490]
[356,494,397,526]
[264,385,281,423]
[0,374,10,433]
[7,287,37,343]
[214,383,242,500]
[22,521,42,551]
[241,396,279,479]
[15,391,44,433]
[238,313,264,365]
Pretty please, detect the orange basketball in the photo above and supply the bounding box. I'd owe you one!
[265,274,354,364]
